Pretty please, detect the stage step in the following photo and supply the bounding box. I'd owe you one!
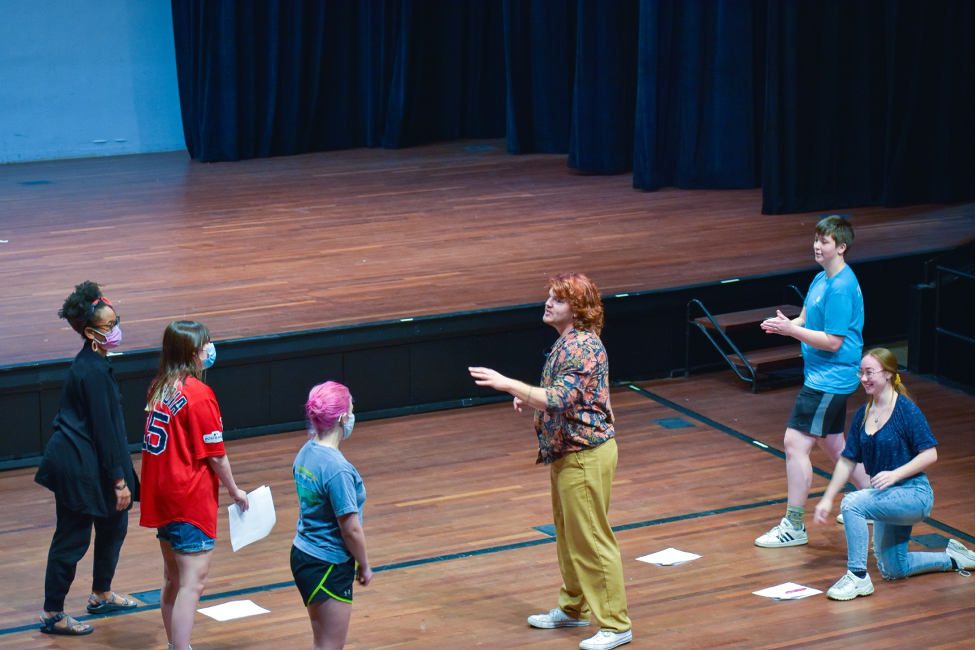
[686,298,805,393]
[727,344,803,373]
[694,304,801,332]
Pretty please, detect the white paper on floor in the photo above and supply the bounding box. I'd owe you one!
[198,599,270,621]
[752,582,822,600]
[636,548,702,565]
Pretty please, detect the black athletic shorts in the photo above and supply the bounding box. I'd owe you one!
[290,545,356,606]
[786,386,851,438]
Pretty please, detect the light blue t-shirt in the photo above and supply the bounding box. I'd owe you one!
[292,440,366,564]
[801,265,863,393]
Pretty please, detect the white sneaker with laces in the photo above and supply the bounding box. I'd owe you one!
[946,539,975,571]
[527,607,589,628]
[579,629,633,650]
[755,517,808,547]
[826,570,874,600]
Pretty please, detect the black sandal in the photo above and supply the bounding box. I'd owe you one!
[39,612,94,635]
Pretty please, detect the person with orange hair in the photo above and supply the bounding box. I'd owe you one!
[470,272,632,650]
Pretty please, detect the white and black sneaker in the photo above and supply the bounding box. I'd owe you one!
[755,517,808,547]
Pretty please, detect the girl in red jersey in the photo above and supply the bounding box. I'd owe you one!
[140,321,248,650]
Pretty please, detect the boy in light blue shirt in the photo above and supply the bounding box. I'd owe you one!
[755,215,871,548]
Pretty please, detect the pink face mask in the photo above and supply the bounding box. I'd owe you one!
[92,324,123,350]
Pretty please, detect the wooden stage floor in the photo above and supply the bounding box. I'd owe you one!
[1,141,973,367]
[0,368,972,649]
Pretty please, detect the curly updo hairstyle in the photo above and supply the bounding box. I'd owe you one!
[59,281,112,340]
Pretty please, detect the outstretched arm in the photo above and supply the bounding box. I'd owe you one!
[469,367,549,412]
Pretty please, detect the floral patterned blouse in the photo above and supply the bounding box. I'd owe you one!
[533,329,615,464]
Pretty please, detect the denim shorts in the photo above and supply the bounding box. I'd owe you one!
[157,521,215,554]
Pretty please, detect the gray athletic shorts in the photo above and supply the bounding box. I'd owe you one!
[786,386,851,438]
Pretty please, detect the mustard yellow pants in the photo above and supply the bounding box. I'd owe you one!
[550,438,631,633]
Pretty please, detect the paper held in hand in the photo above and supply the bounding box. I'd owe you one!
[228,485,276,552]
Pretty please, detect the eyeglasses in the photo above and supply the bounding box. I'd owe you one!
[856,368,882,379]
[92,316,121,332]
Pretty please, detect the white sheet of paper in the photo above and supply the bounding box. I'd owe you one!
[753,582,823,600]
[197,599,270,621]
[228,485,276,552]
[636,547,702,565]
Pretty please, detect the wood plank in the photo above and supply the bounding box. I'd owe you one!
[0,143,972,367]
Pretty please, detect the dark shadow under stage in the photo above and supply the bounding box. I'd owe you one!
[1,141,973,465]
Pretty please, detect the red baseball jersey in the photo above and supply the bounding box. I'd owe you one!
[139,377,227,539]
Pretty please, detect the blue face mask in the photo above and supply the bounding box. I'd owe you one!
[201,342,217,370]
[342,413,355,440]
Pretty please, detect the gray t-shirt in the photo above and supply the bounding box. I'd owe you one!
[292,440,365,564]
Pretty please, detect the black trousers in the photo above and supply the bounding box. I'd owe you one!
[43,499,128,612]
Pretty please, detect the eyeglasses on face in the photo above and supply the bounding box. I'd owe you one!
[92,315,121,332]
[856,368,883,379]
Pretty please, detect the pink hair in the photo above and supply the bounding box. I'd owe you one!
[305,381,352,435]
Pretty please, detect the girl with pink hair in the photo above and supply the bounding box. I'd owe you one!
[290,381,372,650]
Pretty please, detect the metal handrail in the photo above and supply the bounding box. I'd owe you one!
[933,264,975,378]
[685,299,758,389]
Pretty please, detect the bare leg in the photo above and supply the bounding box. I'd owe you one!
[818,433,870,489]
[159,541,180,646]
[784,428,817,506]
[161,545,212,650]
[308,597,352,650]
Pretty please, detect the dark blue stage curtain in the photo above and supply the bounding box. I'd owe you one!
[762,0,974,214]
[633,0,764,191]
[502,0,575,154]
[171,0,505,162]
[172,0,973,214]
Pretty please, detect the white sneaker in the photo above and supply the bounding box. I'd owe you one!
[946,539,975,571]
[826,571,874,600]
[528,608,589,628]
[579,629,633,650]
[837,513,873,525]
[755,517,808,547]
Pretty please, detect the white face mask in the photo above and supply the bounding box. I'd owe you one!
[342,413,355,440]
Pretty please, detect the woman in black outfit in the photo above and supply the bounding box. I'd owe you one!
[34,281,139,635]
